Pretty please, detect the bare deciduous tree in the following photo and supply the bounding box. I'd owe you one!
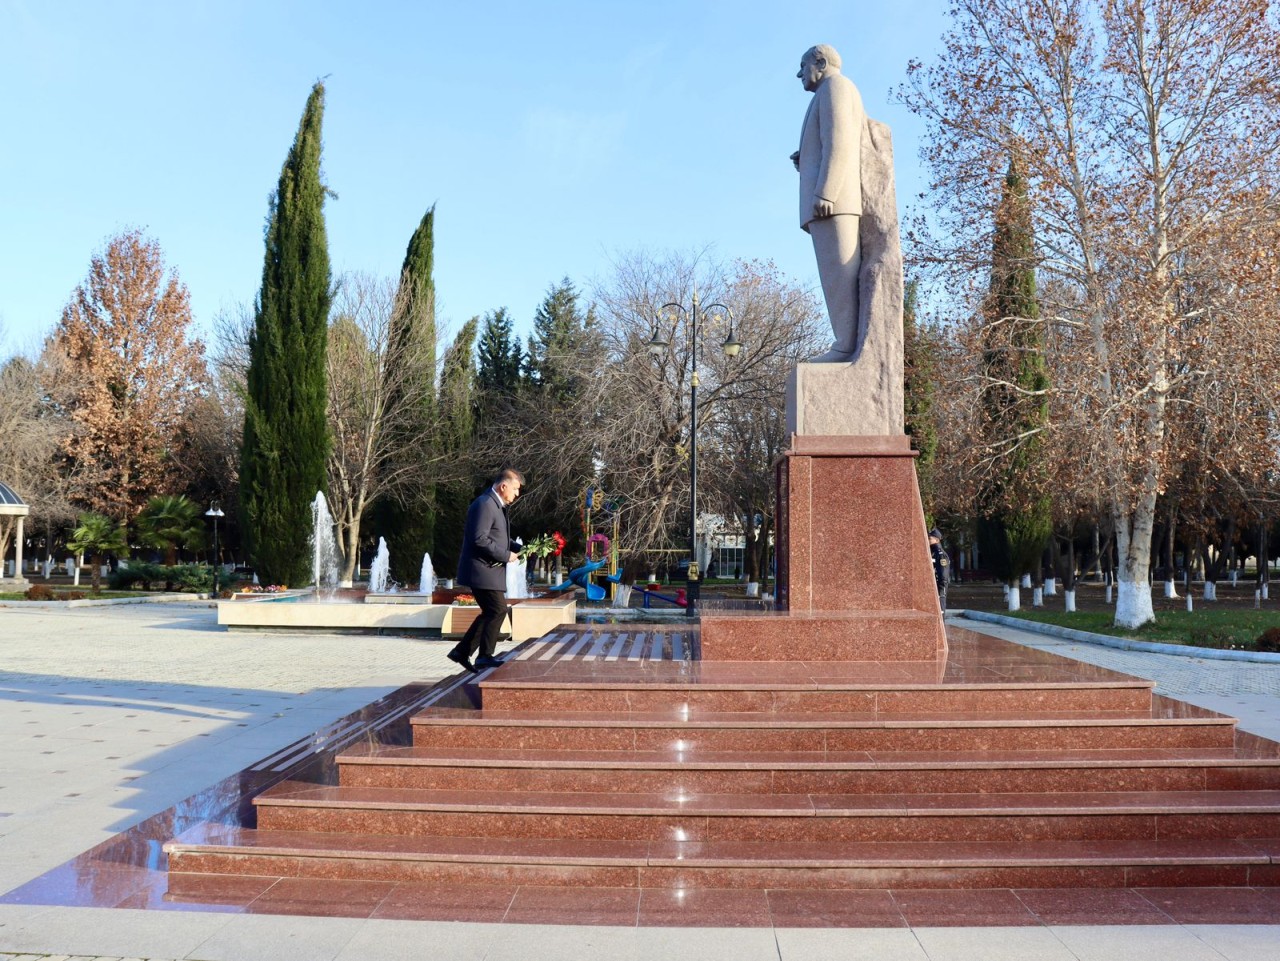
[488,252,821,578]
[325,273,446,585]
[903,0,1280,626]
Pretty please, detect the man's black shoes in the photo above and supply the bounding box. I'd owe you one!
[474,655,505,670]
[446,649,478,674]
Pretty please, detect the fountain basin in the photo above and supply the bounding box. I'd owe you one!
[217,592,576,641]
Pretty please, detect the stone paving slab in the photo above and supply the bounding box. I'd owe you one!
[1,604,1279,961]
[959,616,1280,742]
[3,923,1280,961]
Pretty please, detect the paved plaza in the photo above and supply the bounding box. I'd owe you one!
[0,602,1277,960]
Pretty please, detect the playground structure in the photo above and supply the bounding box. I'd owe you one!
[551,486,626,603]
[548,486,694,608]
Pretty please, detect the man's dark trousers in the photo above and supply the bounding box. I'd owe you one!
[456,588,507,659]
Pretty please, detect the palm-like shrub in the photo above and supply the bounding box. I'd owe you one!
[67,513,129,593]
[135,495,205,566]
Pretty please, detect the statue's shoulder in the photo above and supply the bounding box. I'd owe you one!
[828,71,863,102]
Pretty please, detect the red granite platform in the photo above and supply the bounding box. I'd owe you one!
[700,436,948,661]
[164,625,1280,920]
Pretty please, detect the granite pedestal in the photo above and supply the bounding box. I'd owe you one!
[700,434,945,661]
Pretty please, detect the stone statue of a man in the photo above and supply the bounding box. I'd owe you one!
[792,44,866,363]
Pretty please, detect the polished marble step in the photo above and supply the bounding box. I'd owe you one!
[409,706,1237,753]
[478,674,1156,716]
[252,782,1280,843]
[337,744,1280,795]
[165,825,1280,889]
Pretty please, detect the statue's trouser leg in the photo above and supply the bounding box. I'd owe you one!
[809,214,862,354]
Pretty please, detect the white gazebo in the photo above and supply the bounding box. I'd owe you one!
[0,481,31,589]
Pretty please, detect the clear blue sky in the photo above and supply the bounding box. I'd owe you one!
[0,0,946,356]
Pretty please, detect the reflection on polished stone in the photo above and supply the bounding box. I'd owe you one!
[4,625,1280,926]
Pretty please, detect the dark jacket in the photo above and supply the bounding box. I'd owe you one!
[930,542,950,590]
[456,488,513,591]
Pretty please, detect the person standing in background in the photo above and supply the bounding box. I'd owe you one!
[929,528,950,612]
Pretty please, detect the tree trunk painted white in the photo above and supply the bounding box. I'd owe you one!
[1044,577,1056,595]
[1186,594,1194,612]
[1032,587,1044,607]
[1105,583,1113,604]
[74,555,82,587]
[1230,570,1238,586]
[1262,583,1270,600]
[1115,579,1154,628]
[1064,589,1076,612]
[1113,499,1159,629]
[1163,580,1179,598]
[1001,583,1010,599]
[1007,586,1021,611]
[1020,574,1032,588]
[1203,581,1216,601]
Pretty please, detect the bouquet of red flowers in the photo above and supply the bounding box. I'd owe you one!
[525,531,566,559]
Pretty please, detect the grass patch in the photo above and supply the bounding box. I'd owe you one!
[1004,609,1280,650]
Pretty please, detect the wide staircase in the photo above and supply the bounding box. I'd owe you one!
[166,625,1280,898]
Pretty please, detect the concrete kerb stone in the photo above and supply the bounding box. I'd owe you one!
[960,609,1280,664]
[0,594,207,610]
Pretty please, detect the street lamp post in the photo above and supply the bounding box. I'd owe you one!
[647,290,742,617]
[205,502,224,598]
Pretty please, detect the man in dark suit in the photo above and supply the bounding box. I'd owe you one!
[447,468,523,673]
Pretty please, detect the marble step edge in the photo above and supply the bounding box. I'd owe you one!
[408,711,1234,730]
[337,747,1280,771]
[164,829,1279,868]
[252,785,1280,817]
[477,679,1157,692]
[702,609,940,620]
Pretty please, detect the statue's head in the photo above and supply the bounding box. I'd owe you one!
[798,45,842,92]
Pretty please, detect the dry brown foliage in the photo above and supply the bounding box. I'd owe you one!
[54,230,209,521]
[903,0,1280,624]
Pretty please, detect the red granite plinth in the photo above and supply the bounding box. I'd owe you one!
[700,435,946,662]
[163,627,1280,917]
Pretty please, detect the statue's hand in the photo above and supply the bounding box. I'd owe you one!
[813,197,835,218]
[789,150,800,171]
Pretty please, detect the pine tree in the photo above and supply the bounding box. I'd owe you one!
[432,317,479,574]
[475,308,523,395]
[378,207,438,581]
[976,156,1052,591]
[515,278,603,546]
[526,277,583,394]
[239,81,332,587]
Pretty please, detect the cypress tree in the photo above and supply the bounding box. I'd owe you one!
[903,278,940,520]
[432,317,480,574]
[239,81,332,587]
[378,207,438,582]
[976,156,1052,591]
